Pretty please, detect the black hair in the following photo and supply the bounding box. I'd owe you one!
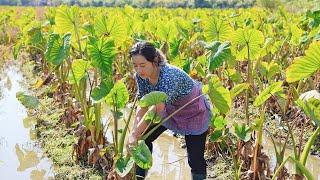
[129,41,166,66]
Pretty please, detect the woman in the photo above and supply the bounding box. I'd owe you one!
[127,41,211,180]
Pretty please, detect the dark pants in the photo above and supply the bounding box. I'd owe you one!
[136,125,207,179]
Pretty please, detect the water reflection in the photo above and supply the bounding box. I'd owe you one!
[15,143,40,171]
[228,108,320,179]
[30,169,46,180]
[0,63,54,179]
[5,76,12,90]
[263,135,320,179]
[23,117,37,129]
[0,137,8,149]
[0,87,3,100]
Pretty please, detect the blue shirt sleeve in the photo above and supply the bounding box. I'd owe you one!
[135,65,194,105]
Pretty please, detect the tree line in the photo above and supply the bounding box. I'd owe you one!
[0,0,256,8]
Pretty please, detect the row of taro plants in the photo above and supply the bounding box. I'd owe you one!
[8,5,320,179]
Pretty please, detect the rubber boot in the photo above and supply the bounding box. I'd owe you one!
[135,167,147,180]
[136,175,145,180]
[192,173,206,180]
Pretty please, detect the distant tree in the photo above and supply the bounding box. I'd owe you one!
[21,0,31,5]
[195,0,210,7]
[92,0,103,7]
[0,0,256,7]
[39,0,47,5]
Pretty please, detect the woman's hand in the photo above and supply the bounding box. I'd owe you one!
[126,133,139,153]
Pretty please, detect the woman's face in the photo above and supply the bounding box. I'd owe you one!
[132,54,156,80]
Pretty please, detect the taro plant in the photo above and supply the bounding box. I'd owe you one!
[105,80,130,156]
[208,109,253,180]
[104,90,168,179]
[272,93,319,180]
[15,5,119,166]
[103,80,135,178]
[233,28,264,124]
[51,5,122,165]
[202,16,236,87]
[205,75,232,116]
[203,75,246,179]
[203,40,234,75]
[205,73,274,180]
[108,90,205,178]
[295,93,320,167]
[204,16,233,42]
[285,41,320,86]
[252,81,284,179]
[45,32,72,109]
[113,91,168,178]
[270,41,320,179]
[209,112,253,180]
[254,81,294,179]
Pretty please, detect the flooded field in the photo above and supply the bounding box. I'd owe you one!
[0,64,54,179]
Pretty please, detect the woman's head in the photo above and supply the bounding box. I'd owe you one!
[129,41,166,79]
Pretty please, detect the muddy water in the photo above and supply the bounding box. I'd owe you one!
[0,64,54,179]
[145,132,191,180]
[262,135,320,179]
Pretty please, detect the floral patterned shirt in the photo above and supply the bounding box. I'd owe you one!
[135,64,211,135]
[135,64,194,105]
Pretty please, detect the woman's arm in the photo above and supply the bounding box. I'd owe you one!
[131,106,148,137]
[128,103,165,144]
